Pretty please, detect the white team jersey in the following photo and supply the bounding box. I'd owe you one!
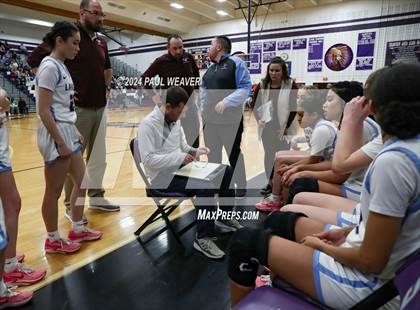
[309,118,337,161]
[35,56,76,124]
[341,118,383,201]
[345,135,420,280]
[0,124,11,172]
[313,136,418,309]
[345,117,382,186]
[361,117,381,144]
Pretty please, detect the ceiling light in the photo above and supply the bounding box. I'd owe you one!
[216,10,228,16]
[25,19,54,27]
[170,3,184,9]
[217,0,227,2]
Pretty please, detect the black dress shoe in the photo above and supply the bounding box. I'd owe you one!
[235,189,247,199]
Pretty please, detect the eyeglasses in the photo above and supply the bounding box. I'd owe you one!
[83,9,106,18]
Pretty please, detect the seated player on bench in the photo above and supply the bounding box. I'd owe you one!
[228,63,420,309]
[281,69,386,227]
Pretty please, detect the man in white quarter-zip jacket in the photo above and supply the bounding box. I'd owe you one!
[137,86,243,260]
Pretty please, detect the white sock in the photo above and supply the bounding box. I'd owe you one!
[72,220,85,233]
[4,257,18,273]
[0,281,7,295]
[47,230,61,241]
[268,194,280,202]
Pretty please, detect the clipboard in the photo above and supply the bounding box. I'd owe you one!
[173,162,226,181]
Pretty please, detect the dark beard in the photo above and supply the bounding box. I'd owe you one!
[85,19,102,32]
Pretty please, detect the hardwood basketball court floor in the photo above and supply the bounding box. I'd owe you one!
[5,107,267,309]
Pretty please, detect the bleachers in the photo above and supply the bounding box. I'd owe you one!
[0,40,36,112]
[0,74,35,113]
[110,57,141,78]
[1,42,144,113]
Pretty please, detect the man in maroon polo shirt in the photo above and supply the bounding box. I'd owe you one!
[28,0,120,221]
[141,35,201,148]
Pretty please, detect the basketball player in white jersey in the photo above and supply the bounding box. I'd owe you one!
[36,21,102,254]
[0,88,34,307]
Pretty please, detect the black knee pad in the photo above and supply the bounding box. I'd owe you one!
[286,177,319,204]
[264,211,307,241]
[228,227,271,287]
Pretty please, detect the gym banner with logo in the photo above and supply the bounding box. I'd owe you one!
[263,41,276,52]
[293,38,307,50]
[385,39,420,65]
[308,37,324,72]
[250,42,262,74]
[277,40,291,50]
[356,32,376,70]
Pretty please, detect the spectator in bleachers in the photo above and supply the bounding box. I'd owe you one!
[9,98,19,117]
[0,42,35,105]
[3,52,12,68]
[18,98,28,115]
[0,42,6,57]
[18,43,27,55]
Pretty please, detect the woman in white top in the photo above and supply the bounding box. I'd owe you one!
[228,63,420,309]
[251,57,298,195]
[36,21,102,254]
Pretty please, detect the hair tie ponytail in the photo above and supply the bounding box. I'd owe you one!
[42,21,79,49]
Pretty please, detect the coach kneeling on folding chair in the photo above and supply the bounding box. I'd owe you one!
[137,86,242,260]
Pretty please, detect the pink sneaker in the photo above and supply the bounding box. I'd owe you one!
[3,264,47,286]
[16,252,25,263]
[255,274,272,288]
[256,197,283,212]
[45,238,81,254]
[68,228,102,243]
[0,288,33,308]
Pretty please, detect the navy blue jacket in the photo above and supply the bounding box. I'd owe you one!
[200,54,251,124]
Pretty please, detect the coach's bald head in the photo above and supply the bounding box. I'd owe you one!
[79,0,104,33]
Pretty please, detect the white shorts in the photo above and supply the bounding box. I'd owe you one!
[336,205,360,227]
[0,125,11,173]
[341,182,362,202]
[0,200,7,251]
[37,122,82,165]
[313,225,397,309]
